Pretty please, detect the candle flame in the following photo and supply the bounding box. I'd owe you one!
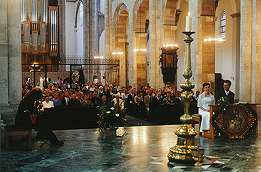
[188,12,190,16]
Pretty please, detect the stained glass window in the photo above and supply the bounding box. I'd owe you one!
[220,10,226,39]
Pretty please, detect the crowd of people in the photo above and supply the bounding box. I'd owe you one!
[20,76,235,139]
[22,78,198,117]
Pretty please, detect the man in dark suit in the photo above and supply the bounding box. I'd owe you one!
[220,80,235,104]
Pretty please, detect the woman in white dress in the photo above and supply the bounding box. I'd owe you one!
[197,83,215,134]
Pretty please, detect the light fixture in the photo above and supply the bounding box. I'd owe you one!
[204,37,225,42]
[93,55,104,59]
[162,43,179,48]
[134,48,147,52]
[112,51,124,55]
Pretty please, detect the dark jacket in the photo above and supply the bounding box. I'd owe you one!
[219,90,235,104]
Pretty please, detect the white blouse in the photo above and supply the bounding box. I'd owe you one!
[197,92,215,110]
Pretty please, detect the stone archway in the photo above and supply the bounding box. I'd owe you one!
[133,0,149,88]
[112,3,129,86]
[161,0,181,88]
[163,0,179,45]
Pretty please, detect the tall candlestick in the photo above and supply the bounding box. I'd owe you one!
[185,12,191,32]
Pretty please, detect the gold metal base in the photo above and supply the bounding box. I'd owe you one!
[168,124,204,164]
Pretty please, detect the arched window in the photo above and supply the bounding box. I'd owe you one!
[220,10,226,39]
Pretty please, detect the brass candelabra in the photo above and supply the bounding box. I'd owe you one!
[168,31,204,164]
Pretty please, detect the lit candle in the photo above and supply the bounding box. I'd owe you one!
[185,12,191,32]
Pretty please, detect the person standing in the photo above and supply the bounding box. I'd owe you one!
[198,83,215,134]
[219,80,235,104]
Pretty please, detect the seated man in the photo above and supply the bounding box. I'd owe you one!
[15,88,64,146]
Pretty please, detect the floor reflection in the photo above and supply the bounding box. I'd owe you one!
[1,124,261,171]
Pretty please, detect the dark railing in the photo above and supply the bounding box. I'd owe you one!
[22,57,120,87]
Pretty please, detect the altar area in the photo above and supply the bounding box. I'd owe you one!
[1,124,261,171]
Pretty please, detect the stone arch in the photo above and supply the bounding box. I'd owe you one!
[112,3,129,86]
[112,3,128,26]
[162,0,180,45]
[133,0,149,87]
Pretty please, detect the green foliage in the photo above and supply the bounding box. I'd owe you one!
[97,106,127,130]
[217,96,230,114]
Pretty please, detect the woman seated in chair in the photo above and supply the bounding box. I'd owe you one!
[197,83,215,135]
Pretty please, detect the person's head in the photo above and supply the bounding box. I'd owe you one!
[202,82,211,94]
[223,80,231,91]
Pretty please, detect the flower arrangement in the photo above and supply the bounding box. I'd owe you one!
[97,106,127,130]
[212,96,231,137]
[217,96,230,114]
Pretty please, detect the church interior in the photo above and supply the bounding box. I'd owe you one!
[1,0,261,171]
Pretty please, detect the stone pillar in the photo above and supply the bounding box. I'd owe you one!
[189,0,200,88]
[127,13,137,87]
[255,0,261,104]
[147,0,164,88]
[156,0,164,88]
[200,16,215,83]
[92,0,98,55]
[0,0,21,116]
[83,0,92,82]
[231,13,240,101]
[105,0,112,58]
[58,0,65,58]
[8,0,22,105]
[148,0,157,88]
[0,0,9,107]
[239,0,253,102]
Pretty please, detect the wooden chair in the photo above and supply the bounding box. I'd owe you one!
[192,114,201,134]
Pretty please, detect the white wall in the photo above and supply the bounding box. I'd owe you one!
[65,2,84,57]
[215,0,235,92]
[99,30,105,57]
[100,0,106,14]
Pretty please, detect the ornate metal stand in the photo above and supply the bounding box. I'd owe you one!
[168,32,204,164]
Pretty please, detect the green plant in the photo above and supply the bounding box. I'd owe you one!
[217,96,230,114]
[97,106,127,130]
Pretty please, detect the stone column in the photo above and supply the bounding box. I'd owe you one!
[58,0,66,58]
[83,0,92,81]
[148,0,157,88]
[147,0,163,88]
[255,0,261,104]
[156,0,164,88]
[189,0,201,88]
[8,0,22,106]
[0,0,21,117]
[200,16,215,83]
[239,0,253,102]
[92,0,99,55]
[0,0,9,107]
[231,13,240,101]
[127,13,137,87]
[105,0,112,58]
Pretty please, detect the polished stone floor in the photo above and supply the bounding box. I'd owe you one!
[1,124,261,172]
